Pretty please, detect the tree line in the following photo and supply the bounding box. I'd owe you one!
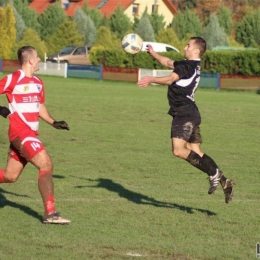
[0,0,260,61]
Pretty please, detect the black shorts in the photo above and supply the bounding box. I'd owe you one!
[171,116,202,143]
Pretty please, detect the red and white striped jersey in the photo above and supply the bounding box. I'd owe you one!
[0,70,45,132]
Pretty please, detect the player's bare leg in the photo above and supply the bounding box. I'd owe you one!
[186,142,203,157]
[0,157,24,183]
[29,150,70,224]
[172,138,191,159]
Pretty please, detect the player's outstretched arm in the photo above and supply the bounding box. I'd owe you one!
[138,72,179,88]
[53,121,70,130]
[146,44,174,69]
[0,106,10,118]
[39,104,70,130]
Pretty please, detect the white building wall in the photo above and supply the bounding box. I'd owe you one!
[124,0,174,27]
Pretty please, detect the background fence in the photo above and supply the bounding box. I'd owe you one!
[1,59,259,90]
[1,60,20,73]
[35,61,67,77]
[103,67,138,82]
[67,64,102,80]
[220,74,260,90]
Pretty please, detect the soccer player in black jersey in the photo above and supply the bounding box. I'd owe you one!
[138,36,235,203]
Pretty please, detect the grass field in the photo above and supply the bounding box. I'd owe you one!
[0,75,259,260]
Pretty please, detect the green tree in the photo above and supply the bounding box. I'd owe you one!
[12,6,26,42]
[254,8,260,46]
[227,35,244,47]
[135,13,155,41]
[109,5,132,39]
[92,26,120,49]
[0,5,16,59]
[82,2,103,29]
[0,0,12,6]
[218,6,232,35]
[132,16,140,31]
[6,4,16,42]
[149,12,165,35]
[156,28,183,52]
[236,10,258,47]
[12,0,40,34]
[203,13,228,50]
[73,8,96,47]
[101,15,110,29]
[38,2,66,41]
[10,28,47,60]
[171,8,203,40]
[0,7,10,58]
[46,19,83,55]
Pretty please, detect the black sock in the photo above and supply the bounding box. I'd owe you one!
[202,153,226,181]
[186,150,217,176]
[202,154,218,169]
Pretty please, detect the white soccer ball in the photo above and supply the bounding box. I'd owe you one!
[121,33,143,55]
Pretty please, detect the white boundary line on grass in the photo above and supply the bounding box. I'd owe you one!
[0,197,259,202]
[126,252,143,257]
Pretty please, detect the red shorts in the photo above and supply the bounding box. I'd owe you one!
[9,131,45,163]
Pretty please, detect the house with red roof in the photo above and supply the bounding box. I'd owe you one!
[29,0,178,26]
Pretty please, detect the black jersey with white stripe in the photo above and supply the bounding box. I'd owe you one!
[167,59,201,118]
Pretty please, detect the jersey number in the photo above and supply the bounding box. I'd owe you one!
[31,142,41,151]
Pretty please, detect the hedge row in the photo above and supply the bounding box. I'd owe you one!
[89,48,260,76]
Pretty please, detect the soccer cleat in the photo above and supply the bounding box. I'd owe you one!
[221,178,235,204]
[43,212,71,225]
[208,169,223,194]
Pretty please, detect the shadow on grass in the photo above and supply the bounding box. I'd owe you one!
[53,174,65,179]
[0,187,42,222]
[75,178,216,216]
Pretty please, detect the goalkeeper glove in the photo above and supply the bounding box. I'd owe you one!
[0,106,10,118]
[53,120,70,130]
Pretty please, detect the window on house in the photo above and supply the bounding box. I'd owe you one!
[152,4,159,13]
[62,0,69,9]
[132,3,139,15]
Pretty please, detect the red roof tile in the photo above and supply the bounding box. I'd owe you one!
[64,1,86,16]
[29,0,51,14]
[90,0,133,17]
[29,0,177,17]
[162,0,178,14]
[29,0,86,16]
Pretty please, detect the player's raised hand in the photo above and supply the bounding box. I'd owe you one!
[53,120,70,130]
[137,76,152,88]
[145,44,154,54]
[0,106,11,118]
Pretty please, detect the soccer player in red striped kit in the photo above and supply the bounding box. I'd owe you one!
[0,46,70,224]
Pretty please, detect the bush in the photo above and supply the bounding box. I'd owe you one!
[89,47,183,69]
[202,50,260,75]
[90,47,260,75]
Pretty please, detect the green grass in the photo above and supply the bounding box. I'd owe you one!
[0,76,259,260]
